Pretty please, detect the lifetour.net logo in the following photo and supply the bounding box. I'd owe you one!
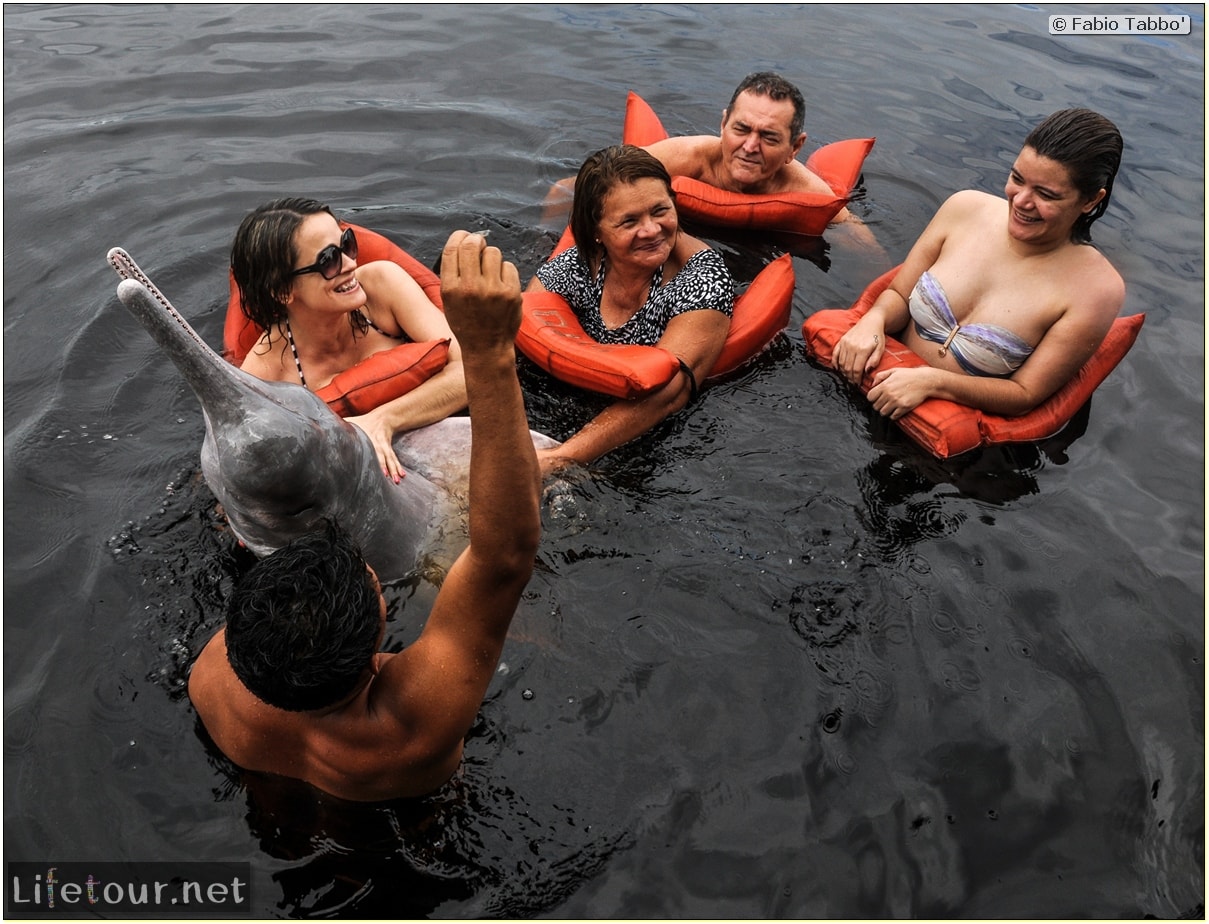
[6,862,250,918]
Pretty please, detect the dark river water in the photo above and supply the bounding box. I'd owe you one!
[3,3,1203,918]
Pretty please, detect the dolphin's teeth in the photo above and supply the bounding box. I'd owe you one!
[110,250,213,351]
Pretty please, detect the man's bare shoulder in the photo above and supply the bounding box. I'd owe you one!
[777,159,839,196]
[189,639,446,800]
[642,135,719,179]
[187,628,233,708]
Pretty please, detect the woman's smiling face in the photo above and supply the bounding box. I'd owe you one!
[1004,146,1105,245]
[595,177,678,271]
[287,213,365,311]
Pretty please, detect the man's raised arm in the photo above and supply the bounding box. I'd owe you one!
[378,231,541,764]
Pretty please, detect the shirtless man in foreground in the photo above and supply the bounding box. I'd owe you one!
[188,230,541,801]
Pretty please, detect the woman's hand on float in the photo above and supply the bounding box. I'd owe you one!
[347,411,406,483]
[866,366,935,420]
[833,315,886,386]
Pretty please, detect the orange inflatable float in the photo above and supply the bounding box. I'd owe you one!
[516,92,805,399]
[223,222,451,418]
[802,267,1145,458]
[519,248,795,398]
[623,91,875,237]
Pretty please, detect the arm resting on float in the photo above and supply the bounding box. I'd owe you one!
[538,308,729,474]
[348,354,466,433]
[867,291,1122,420]
[832,193,966,384]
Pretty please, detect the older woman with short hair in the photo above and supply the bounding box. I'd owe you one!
[527,145,735,475]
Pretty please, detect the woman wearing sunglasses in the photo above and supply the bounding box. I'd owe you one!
[231,198,466,483]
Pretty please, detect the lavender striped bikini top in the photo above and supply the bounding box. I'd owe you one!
[908,271,1034,377]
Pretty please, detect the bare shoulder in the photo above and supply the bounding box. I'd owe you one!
[240,331,290,381]
[643,135,717,177]
[1068,246,1126,316]
[672,230,709,262]
[778,159,836,196]
[355,258,414,293]
[939,188,1000,220]
[914,189,1000,245]
[187,629,243,722]
[358,260,443,328]
[367,635,476,768]
[187,629,224,698]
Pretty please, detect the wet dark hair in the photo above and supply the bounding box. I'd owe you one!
[1023,108,1123,244]
[225,519,381,712]
[725,71,806,139]
[570,144,675,265]
[230,197,336,331]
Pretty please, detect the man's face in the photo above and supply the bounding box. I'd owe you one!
[719,90,805,190]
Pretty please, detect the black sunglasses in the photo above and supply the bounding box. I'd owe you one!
[292,227,358,279]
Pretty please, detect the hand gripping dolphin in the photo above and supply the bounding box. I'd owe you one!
[108,248,557,582]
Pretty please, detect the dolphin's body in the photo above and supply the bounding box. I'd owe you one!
[109,249,555,581]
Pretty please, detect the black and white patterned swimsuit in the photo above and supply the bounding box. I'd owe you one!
[535,246,734,346]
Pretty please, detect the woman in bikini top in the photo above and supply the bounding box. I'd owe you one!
[907,270,1033,377]
[231,198,467,483]
[832,108,1126,422]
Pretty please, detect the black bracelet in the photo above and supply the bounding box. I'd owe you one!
[677,358,700,404]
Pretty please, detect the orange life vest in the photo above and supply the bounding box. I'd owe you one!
[518,254,794,398]
[802,266,1145,458]
[624,91,875,237]
[516,91,815,398]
